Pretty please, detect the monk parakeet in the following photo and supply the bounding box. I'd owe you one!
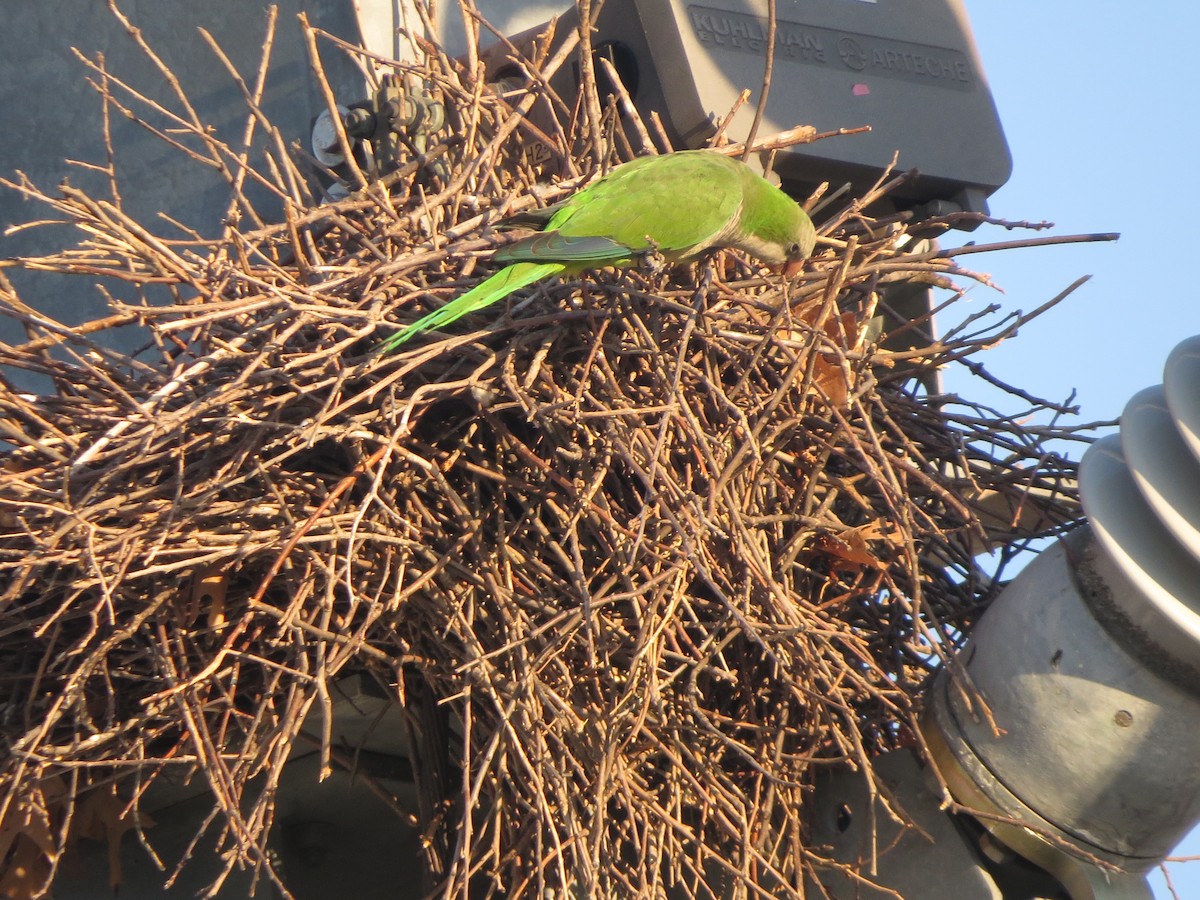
[378,150,816,351]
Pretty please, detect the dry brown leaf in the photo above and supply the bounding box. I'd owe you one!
[0,778,65,900]
[73,784,151,894]
[188,564,230,628]
[0,834,53,900]
[810,524,889,573]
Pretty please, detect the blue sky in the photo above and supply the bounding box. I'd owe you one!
[960,3,1200,896]
[955,3,1198,423]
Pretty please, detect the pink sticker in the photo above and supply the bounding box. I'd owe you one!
[852,83,870,96]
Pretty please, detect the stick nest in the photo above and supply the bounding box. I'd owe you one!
[0,7,1098,897]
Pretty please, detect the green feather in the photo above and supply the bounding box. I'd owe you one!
[375,261,564,352]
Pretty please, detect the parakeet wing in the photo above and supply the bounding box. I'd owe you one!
[493,232,632,265]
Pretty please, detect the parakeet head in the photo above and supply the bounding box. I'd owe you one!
[731,162,817,277]
[781,221,816,278]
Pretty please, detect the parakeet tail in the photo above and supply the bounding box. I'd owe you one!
[376,261,564,354]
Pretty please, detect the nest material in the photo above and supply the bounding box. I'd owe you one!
[0,6,1101,898]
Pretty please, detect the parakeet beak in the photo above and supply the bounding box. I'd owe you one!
[782,258,806,279]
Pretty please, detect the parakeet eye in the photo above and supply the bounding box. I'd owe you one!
[788,242,801,255]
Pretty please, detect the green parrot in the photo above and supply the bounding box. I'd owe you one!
[377,149,816,352]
